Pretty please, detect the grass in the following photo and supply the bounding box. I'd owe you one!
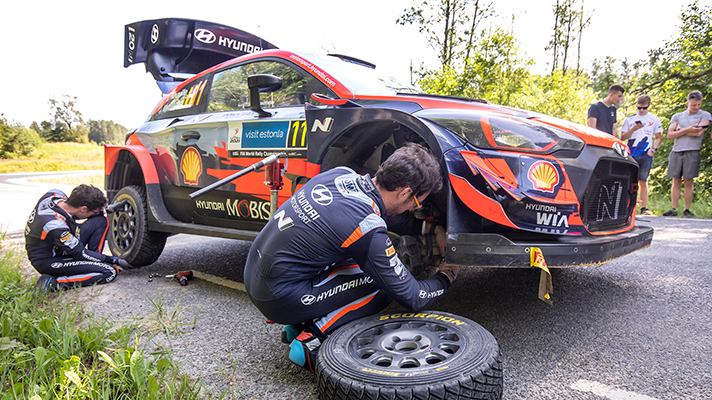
[0,143,104,173]
[0,235,204,399]
[642,193,712,218]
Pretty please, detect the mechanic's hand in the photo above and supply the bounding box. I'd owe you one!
[437,264,459,284]
[106,201,128,214]
[113,258,132,270]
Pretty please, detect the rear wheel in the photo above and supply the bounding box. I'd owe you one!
[107,185,168,267]
[316,311,503,400]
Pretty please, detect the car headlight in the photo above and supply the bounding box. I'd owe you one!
[420,110,584,154]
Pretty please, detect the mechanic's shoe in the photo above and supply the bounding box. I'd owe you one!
[640,207,653,215]
[281,324,302,344]
[663,209,678,216]
[286,331,322,373]
[684,209,695,217]
[34,274,58,294]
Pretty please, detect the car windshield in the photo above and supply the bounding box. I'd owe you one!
[295,52,419,96]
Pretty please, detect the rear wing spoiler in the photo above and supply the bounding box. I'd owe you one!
[124,18,278,93]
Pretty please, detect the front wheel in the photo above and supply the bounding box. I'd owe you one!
[107,185,167,267]
[316,311,503,400]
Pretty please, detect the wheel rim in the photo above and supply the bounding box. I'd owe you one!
[348,320,463,370]
[110,202,137,251]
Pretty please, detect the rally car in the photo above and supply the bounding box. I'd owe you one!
[105,18,653,271]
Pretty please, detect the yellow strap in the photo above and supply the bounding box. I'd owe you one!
[530,247,553,305]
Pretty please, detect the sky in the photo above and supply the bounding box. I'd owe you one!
[0,0,693,130]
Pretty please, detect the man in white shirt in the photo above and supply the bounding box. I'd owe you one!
[620,94,663,215]
[663,91,712,217]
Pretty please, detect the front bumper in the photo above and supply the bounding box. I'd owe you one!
[446,224,653,268]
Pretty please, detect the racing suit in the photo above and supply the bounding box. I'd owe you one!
[244,167,451,337]
[25,190,119,289]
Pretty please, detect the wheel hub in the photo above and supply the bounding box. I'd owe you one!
[349,321,461,370]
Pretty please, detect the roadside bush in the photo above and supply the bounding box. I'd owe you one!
[0,116,41,159]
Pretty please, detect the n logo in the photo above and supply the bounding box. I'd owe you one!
[596,181,622,221]
[274,210,294,231]
[311,117,334,133]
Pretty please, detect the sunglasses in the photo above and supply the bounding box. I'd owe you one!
[412,194,422,209]
[689,93,703,100]
[637,106,649,110]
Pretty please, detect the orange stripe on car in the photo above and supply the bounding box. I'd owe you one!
[449,173,519,229]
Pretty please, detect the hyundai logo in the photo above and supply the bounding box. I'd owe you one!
[612,142,628,158]
[194,29,216,44]
[301,294,316,306]
[311,184,333,206]
[150,24,159,44]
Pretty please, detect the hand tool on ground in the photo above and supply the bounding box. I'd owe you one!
[166,271,194,286]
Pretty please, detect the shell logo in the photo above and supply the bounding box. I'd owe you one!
[527,161,560,193]
[180,147,202,185]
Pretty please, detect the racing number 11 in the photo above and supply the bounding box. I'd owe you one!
[289,120,308,148]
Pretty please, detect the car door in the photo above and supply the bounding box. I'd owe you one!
[157,59,335,231]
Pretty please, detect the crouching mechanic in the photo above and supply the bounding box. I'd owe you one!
[25,184,131,292]
[244,143,459,372]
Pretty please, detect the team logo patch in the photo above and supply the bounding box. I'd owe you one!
[311,184,333,206]
[180,147,202,185]
[59,232,71,243]
[527,161,560,193]
[301,294,316,306]
[385,245,395,257]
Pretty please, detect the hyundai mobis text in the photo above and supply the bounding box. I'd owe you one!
[106,18,652,270]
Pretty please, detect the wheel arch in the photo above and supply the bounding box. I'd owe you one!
[104,143,173,223]
[308,108,446,173]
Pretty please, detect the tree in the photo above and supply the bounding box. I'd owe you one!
[633,0,712,199]
[87,120,129,145]
[0,115,41,158]
[397,0,494,69]
[48,94,88,143]
[545,0,590,75]
[419,29,533,104]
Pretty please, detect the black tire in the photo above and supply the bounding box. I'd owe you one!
[107,185,168,267]
[316,311,503,400]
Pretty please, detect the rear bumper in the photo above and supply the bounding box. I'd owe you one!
[446,225,654,268]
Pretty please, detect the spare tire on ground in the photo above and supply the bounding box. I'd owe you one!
[316,310,503,400]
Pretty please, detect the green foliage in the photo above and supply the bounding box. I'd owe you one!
[0,115,41,159]
[417,29,597,123]
[419,29,533,102]
[634,0,712,199]
[87,120,128,145]
[511,71,598,125]
[0,240,202,399]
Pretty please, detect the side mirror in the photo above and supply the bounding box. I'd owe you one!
[248,74,282,117]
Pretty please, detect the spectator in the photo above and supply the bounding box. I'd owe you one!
[663,91,712,217]
[588,84,625,137]
[620,94,663,215]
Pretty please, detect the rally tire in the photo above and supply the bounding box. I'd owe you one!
[316,311,503,400]
[107,185,167,267]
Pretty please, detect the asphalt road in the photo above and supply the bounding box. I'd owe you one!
[2,172,711,399]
